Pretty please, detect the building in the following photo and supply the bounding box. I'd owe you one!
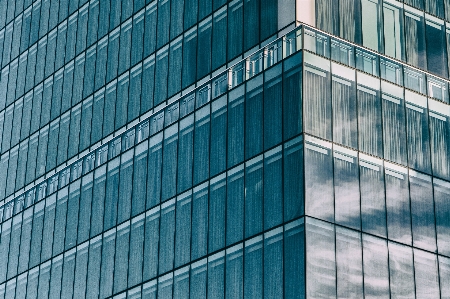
[0,0,449,298]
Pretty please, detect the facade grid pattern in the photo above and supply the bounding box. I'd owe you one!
[1,0,450,298]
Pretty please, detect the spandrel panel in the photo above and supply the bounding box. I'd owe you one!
[414,249,440,299]
[7,213,22,279]
[73,53,85,106]
[129,63,143,122]
[245,155,263,238]
[115,73,130,130]
[143,280,157,299]
[41,194,56,262]
[210,95,227,177]
[228,0,243,61]
[359,154,386,237]
[158,273,173,299]
[177,114,194,193]
[20,91,34,140]
[53,187,68,257]
[227,86,244,168]
[264,227,283,299]
[303,52,331,140]
[381,81,407,165]
[55,21,68,71]
[95,36,108,91]
[162,124,178,201]
[104,157,120,230]
[62,61,75,115]
[73,242,89,299]
[16,141,28,191]
[404,6,427,70]
[426,16,447,77]
[49,254,63,299]
[192,183,209,260]
[15,273,27,299]
[18,206,33,273]
[264,146,282,229]
[143,207,160,281]
[65,180,81,250]
[439,256,450,298]
[131,10,145,66]
[284,219,305,299]
[190,259,207,298]
[129,214,145,287]
[106,28,120,84]
[304,136,334,222]
[357,72,383,157]
[168,36,185,97]
[91,165,106,237]
[434,178,450,256]
[37,261,51,299]
[336,227,363,298]
[306,218,336,299]
[409,171,436,252]
[208,251,225,299]
[429,99,450,180]
[27,266,39,299]
[118,19,132,76]
[331,62,357,149]
[388,242,415,298]
[154,46,169,106]
[385,162,412,245]
[128,286,142,299]
[103,80,117,138]
[209,174,226,253]
[118,150,133,223]
[226,244,243,298]
[86,236,102,299]
[83,45,97,98]
[61,249,76,299]
[65,14,77,63]
[283,52,302,141]
[132,141,149,216]
[244,236,263,299]
[226,164,244,246]
[212,7,227,71]
[338,0,360,43]
[175,191,192,268]
[333,145,360,230]
[144,2,157,58]
[194,105,210,185]
[425,0,444,18]
[405,90,431,173]
[383,1,404,61]
[283,136,304,222]
[0,219,11,281]
[147,132,163,209]
[159,199,175,275]
[29,200,45,268]
[264,64,282,150]
[197,17,212,80]
[114,221,131,294]
[99,228,116,299]
[5,278,16,299]
[362,234,389,299]
[173,266,189,299]
[78,173,92,244]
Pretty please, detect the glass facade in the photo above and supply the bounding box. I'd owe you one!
[0,0,449,298]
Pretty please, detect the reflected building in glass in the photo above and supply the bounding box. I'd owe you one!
[0,0,449,298]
